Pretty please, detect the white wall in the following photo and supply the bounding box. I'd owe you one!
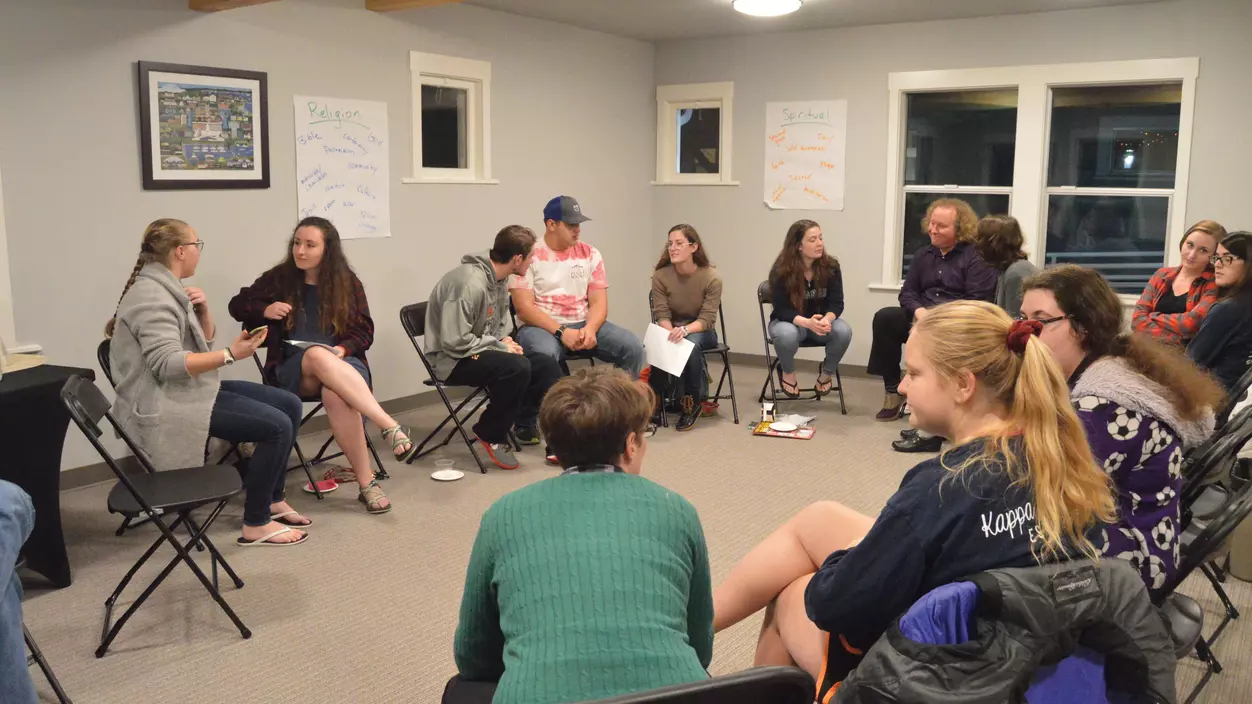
[0,0,655,470]
[653,0,1252,369]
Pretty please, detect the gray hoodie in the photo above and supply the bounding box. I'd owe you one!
[424,252,511,379]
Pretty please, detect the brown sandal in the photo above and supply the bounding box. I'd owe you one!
[358,480,392,514]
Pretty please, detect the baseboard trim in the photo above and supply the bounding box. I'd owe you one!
[59,386,458,491]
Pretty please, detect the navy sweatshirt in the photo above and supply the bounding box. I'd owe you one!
[770,267,845,322]
[1187,298,1252,391]
[805,440,1048,668]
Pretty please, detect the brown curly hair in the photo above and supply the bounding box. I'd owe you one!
[975,214,1027,271]
[922,198,979,245]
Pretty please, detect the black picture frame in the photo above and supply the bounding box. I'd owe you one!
[137,61,270,190]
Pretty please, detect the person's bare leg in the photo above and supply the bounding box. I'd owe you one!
[772,573,832,679]
[713,500,875,632]
[320,388,391,508]
[299,347,410,453]
[754,600,794,667]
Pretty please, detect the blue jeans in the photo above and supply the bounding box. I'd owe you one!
[769,319,853,376]
[0,481,37,704]
[209,381,303,527]
[515,320,644,427]
[649,330,717,402]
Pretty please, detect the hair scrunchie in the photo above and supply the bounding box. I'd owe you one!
[1006,319,1043,354]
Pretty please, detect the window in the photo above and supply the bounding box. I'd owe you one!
[406,52,495,184]
[1044,84,1182,293]
[655,82,736,185]
[900,89,1017,276]
[877,59,1199,298]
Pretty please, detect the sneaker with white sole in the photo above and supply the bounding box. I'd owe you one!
[478,438,519,470]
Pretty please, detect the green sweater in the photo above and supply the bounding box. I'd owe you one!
[454,471,714,703]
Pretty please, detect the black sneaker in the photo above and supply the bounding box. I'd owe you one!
[514,426,541,446]
[677,396,700,432]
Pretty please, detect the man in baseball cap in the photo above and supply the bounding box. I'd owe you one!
[509,196,644,452]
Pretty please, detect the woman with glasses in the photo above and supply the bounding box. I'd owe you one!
[1020,265,1222,595]
[105,219,309,546]
[649,224,722,430]
[1187,231,1252,391]
[767,219,852,399]
[1131,220,1226,346]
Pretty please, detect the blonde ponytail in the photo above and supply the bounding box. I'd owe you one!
[914,301,1116,562]
[103,219,191,338]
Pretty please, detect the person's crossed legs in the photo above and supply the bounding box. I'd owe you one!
[445,351,535,469]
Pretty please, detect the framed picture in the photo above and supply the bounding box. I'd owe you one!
[137,61,270,190]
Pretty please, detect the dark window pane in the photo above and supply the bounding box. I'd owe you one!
[904,90,1017,187]
[422,84,467,169]
[1045,195,1169,294]
[677,108,720,174]
[1048,84,1181,188]
[901,192,1010,278]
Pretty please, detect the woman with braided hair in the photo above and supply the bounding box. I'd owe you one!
[1022,264,1223,596]
[711,301,1116,697]
[105,218,309,546]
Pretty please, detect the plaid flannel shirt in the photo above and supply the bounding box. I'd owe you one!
[1130,266,1218,345]
[227,268,374,381]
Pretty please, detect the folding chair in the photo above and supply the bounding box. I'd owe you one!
[755,280,846,414]
[249,353,389,492]
[60,376,250,657]
[1156,475,1252,704]
[399,302,495,473]
[16,560,72,704]
[1215,364,1252,428]
[646,291,739,426]
[579,666,814,703]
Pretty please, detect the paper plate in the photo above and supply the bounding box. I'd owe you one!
[769,421,798,432]
[431,469,465,482]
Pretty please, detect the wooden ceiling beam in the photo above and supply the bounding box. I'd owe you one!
[190,0,282,11]
[366,0,465,11]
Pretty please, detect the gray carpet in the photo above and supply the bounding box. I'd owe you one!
[18,364,1251,702]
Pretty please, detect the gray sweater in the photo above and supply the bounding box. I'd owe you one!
[109,263,219,470]
[424,252,511,380]
[995,259,1039,319]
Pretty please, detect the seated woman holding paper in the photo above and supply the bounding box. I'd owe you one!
[229,216,408,514]
[649,224,723,431]
[106,218,308,545]
[768,219,852,398]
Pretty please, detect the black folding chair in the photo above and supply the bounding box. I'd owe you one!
[16,559,72,703]
[1215,364,1252,428]
[249,352,388,492]
[60,375,250,657]
[1157,464,1252,703]
[399,302,497,473]
[646,291,739,427]
[580,666,814,703]
[755,280,846,414]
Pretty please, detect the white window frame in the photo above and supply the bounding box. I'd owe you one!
[874,58,1200,300]
[404,51,496,185]
[653,82,738,186]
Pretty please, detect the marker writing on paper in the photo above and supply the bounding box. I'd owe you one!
[343,134,368,155]
[300,167,327,191]
[306,101,368,129]
[297,131,322,146]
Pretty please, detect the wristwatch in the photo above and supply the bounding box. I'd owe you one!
[222,348,236,366]
[555,325,568,339]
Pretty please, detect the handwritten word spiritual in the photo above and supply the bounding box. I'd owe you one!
[306,101,369,130]
[768,128,787,146]
[802,186,829,202]
[300,167,327,191]
[781,107,831,127]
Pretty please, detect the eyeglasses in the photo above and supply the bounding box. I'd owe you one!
[1016,314,1069,326]
[1211,253,1243,267]
[667,241,692,250]
[182,240,205,251]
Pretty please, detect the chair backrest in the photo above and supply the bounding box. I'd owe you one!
[97,339,116,388]
[398,302,442,379]
[1181,406,1252,508]
[60,375,157,480]
[1217,365,1252,427]
[1159,478,1252,601]
[756,280,774,346]
[581,666,814,704]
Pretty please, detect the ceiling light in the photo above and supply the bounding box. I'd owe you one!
[732,0,803,18]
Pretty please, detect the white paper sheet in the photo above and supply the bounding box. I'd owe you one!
[293,95,390,239]
[763,100,848,211]
[643,323,696,377]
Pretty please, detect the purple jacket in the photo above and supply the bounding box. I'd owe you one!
[899,242,998,317]
[1071,358,1214,597]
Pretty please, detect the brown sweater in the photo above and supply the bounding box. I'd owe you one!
[651,265,722,331]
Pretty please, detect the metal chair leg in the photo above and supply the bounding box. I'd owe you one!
[24,624,72,704]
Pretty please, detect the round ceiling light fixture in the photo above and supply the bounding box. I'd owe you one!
[732,0,803,17]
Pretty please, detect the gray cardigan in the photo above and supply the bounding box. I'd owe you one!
[109,263,219,470]
[995,259,1039,319]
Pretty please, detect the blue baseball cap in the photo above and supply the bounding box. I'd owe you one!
[543,196,591,225]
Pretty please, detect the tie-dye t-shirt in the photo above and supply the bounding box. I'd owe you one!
[508,239,608,325]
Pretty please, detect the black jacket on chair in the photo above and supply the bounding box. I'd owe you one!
[834,559,1176,704]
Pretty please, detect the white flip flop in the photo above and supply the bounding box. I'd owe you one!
[236,526,308,547]
[269,510,313,527]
